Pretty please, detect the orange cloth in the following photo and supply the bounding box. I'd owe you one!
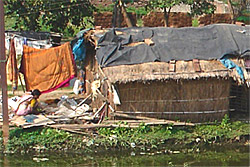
[20,42,76,92]
[8,39,18,89]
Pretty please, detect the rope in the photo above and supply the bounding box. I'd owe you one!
[0,58,7,63]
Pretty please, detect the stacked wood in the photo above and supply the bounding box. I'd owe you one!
[142,12,192,28]
[94,12,137,28]
[199,14,232,26]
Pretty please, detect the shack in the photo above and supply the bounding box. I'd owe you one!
[83,24,250,123]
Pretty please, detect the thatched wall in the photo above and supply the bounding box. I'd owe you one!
[103,60,231,83]
[115,78,231,122]
[102,59,248,85]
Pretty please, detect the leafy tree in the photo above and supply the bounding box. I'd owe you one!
[223,0,249,23]
[146,0,216,27]
[4,0,95,35]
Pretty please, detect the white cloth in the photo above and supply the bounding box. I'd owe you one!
[73,79,82,95]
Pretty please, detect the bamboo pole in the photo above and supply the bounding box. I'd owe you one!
[0,0,9,147]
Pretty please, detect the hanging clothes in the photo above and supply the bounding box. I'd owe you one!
[220,56,245,81]
[7,39,18,91]
[20,42,77,93]
[72,37,86,61]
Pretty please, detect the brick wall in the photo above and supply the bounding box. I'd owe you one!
[198,14,232,25]
[94,12,137,28]
[142,12,192,28]
[94,12,234,28]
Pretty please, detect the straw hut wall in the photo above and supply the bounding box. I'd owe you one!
[114,79,230,122]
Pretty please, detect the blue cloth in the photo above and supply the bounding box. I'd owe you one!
[24,114,38,123]
[220,56,245,81]
[72,37,86,61]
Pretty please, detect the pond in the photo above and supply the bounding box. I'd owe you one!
[0,145,249,167]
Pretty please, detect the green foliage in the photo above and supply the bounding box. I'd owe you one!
[97,123,174,148]
[237,15,250,22]
[220,114,231,128]
[146,0,215,26]
[0,120,249,153]
[95,4,114,13]
[6,127,77,153]
[126,6,148,15]
[4,16,16,30]
[189,0,216,16]
[4,0,95,35]
[192,18,199,27]
[148,0,182,9]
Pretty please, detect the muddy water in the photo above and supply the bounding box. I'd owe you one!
[0,145,249,167]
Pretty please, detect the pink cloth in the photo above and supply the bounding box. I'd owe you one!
[15,94,33,116]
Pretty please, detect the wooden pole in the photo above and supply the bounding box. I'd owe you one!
[119,0,133,27]
[0,0,9,147]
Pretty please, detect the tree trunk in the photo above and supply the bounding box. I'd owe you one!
[119,0,133,27]
[163,7,171,27]
[227,0,235,23]
[112,1,118,27]
[117,3,122,28]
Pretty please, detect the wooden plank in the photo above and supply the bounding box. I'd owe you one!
[110,112,194,126]
[112,111,160,120]
[169,60,176,72]
[48,123,140,129]
[193,59,201,72]
[103,119,194,126]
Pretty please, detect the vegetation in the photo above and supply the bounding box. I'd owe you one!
[96,116,249,149]
[221,0,249,23]
[146,0,216,27]
[4,0,95,37]
[192,18,199,27]
[1,115,249,154]
[4,0,220,35]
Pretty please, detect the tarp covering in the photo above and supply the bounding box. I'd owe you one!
[96,24,250,67]
[20,42,76,93]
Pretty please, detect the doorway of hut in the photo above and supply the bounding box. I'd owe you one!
[229,80,250,122]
